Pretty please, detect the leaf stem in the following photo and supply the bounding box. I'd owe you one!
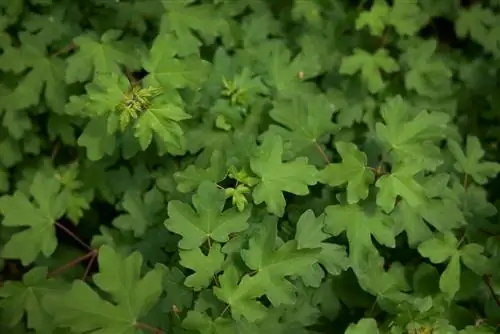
[135,322,165,334]
[314,140,330,165]
[483,275,500,309]
[47,250,96,277]
[51,42,76,57]
[55,221,92,251]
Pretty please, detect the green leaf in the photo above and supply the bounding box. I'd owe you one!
[43,245,163,333]
[0,267,61,332]
[355,0,389,36]
[319,142,374,204]
[375,95,450,170]
[1,32,66,112]
[174,150,227,193]
[165,181,251,250]
[418,232,458,263]
[448,135,500,184]
[345,318,380,334]
[179,243,225,291]
[267,94,336,158]
[387,0,429,36]
[294,210,349,284]
[339,48,399,93]
[418,232,461,300]
[213,264,268,322]
[112,187,164,237]
[0,171,66,265]
[134,93,191,151]
[142,33,211,89]
[77,117,117,161]
[439,253,461,301]
[65,30,140,83]
[455,5,495,45]
[157,265,194,312]
[182,310,236,334]
[250,135,318,217]
[375,163,427,213]
[459,243,490,276]
[240,217,321,306]
[56,163,93,224]
[324,204,395,268]
[160,0,231,49]
[401,39,453,98]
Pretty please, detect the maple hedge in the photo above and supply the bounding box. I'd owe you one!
[2,0,500,333]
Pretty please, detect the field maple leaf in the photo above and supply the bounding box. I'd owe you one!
[250,135,318,217]
[43,245,163,333]
[165,181,251,250]
[0,171,66,265]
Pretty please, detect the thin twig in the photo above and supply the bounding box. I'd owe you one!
[55,222,92,251]
[314,141,330,165]
[134,322,165,334]
[51,43,76,57]
[483,275,500,308]
[47,251,95,277]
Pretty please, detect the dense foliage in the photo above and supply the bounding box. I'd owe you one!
[2,0,500,333]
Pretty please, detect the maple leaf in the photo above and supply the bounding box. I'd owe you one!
[391,200,439,247]
[56,163,94,224]
[387,0,429,36]
[417,232,489,300]
[165,181,251,250]
[0,32,66,112]
[355,0,389,36]
[156,265,193,312]
[339,48,399,94]
[401,39,453,98]
[447,135,500,185]
[0,171,66,265]
[346,318,380,334]
[324,204,395,269]
[77,117,117,161]
[294,210,349,286]
[133,91,191,151]
[213,264,268,322]
[160,0,232,51]
[265,41,323,97]
[318,141,374,204]
[173,150,227,193]
[250,134,318,217]
[142,33,212,89]
[0,267,61,332]
[179,243,225,291]
[375,163,427,213]
[22,11,71,45]
[43,245,163,333]
[375,95,451,170]
[65,29,141,83]
[266,94,337,160]
[240,217,321,307]
[112,187,164,237]
[455,5,496,47]
[183,310,236,333]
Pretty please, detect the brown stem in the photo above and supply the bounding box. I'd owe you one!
[134,322,165,334]
[82,251,98,280]
[314,141,330,165]
[47,250,96,277]
[483,275,500,309]
[51,43,76,57]
[55,221,92,251]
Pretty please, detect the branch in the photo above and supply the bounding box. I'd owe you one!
[483,275,500,308]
